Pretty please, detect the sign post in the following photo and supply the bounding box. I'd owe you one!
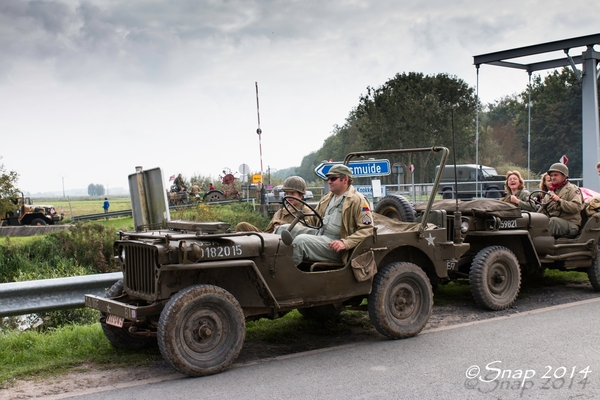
[392,163,404,194]
[409,164,415,200]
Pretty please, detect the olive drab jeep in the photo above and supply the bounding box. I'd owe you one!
[85,148,470,377]
[408,193,600,311]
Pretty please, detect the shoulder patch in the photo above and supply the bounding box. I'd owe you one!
[362,214,372,225]
[361,202,371,212]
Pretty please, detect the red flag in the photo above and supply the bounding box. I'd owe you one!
[560,155,568,165]
[169,175,176,181]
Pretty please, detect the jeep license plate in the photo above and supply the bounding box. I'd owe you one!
[106,314,124,328]
[499,219,517,229]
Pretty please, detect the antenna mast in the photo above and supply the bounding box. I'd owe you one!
[255,82,265,203]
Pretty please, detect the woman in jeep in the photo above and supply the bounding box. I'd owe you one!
[501,170,535,211]
[531,172,552,204]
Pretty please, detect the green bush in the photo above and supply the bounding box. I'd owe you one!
[171,202,271,231]
[48,222,120,273]
[0,223,119,284]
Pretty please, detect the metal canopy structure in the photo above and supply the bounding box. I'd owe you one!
[473,33,600,192]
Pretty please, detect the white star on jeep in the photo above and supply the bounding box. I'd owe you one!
[425,233,436,246]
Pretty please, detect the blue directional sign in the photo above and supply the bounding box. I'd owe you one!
[314,160,391,179]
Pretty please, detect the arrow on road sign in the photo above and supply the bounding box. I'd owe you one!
[314,160,391,179]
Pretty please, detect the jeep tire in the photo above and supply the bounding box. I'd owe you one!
[374,195,415,222]
[100,279,157,350]
[587,244,600,291]
[157,284,245,377]
[368,262,432,339]
[470,246,521,310]
[442,190,454,200]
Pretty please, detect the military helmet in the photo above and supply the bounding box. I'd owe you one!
[547,163,569,178]
[282,176,307,195]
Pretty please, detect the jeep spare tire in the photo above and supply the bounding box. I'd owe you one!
[374,195,415,222]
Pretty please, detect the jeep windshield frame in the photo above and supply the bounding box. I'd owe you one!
[343,146,450,236]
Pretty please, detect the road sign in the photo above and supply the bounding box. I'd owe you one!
[314,160,391,179]
[239,164,250,174]
[392,163,404,174]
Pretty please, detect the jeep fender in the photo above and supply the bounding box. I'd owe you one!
[465,230,541,273]
[159,259,279,310]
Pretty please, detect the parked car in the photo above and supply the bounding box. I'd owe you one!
[266,185,314,203]
[436,164,505,199]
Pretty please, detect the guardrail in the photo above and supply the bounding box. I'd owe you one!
[72,210,133,221]
[0,273,122,317]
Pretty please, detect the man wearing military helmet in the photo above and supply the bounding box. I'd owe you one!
[540,162,583,237]
[236,176,311,233]
[279,164,374,266]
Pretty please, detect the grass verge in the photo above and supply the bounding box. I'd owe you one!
[1,310,375,387]
[0,323,162,388]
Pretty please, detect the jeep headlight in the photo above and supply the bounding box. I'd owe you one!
[116,246,126,263]
[460,220,469,234]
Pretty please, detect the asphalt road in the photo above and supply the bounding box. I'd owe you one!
[64,299,600,400]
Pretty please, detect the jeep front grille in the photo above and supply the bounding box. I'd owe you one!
[120,243,158,299]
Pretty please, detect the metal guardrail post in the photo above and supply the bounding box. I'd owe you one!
[0,272,123,317]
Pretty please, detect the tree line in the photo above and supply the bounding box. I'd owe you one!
[296,68,593,184]
[87,184,106,196]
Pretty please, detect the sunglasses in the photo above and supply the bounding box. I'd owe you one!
[327,175,341,182]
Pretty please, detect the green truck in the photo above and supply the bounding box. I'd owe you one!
[436,164,505,199]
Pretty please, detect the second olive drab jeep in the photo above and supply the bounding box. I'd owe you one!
[84,149,470,377]
[408,196,600,311]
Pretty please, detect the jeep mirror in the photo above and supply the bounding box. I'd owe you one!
[281,229,294,246]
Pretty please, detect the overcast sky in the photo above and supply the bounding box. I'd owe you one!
[1,0,599,195]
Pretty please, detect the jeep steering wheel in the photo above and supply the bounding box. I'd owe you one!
[282,196,323,230]
[528,190,552,211]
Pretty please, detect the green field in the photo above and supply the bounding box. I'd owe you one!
[34,197,132,220]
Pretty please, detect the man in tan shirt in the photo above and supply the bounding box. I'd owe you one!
[540,163,583,237]
[236,176,311,233]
